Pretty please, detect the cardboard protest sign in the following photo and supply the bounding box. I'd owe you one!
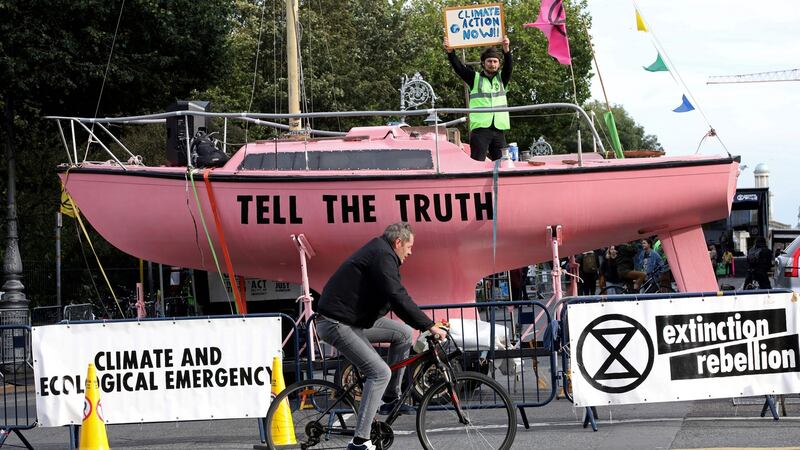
[444,4,505,49]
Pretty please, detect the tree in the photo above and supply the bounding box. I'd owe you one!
[0,0,661,306]
[0,0,235,305]
[578,100,663,153]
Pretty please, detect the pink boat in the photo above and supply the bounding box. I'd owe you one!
[53,105,738,306]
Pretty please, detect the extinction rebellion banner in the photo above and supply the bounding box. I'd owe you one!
[33,316,282,426]
[568,292,800,407]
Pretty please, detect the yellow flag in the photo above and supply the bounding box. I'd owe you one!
[636,10,648,32]
[60,186,78,218]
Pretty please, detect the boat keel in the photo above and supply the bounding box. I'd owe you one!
[659,225,718,292]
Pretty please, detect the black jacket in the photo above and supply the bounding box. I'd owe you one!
[747,244,773,273]
[447,50,513,88]
[317,236,435,331]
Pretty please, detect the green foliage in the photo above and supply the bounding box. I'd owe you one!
[0,0,235,305]
[0,0,663,306]
[579,100,663,152]
[399,0,595,152]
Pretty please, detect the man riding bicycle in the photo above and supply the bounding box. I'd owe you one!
[316,222,447,450]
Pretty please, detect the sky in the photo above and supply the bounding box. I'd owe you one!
[584,0,800,227]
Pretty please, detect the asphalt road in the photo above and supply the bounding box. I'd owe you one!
[5,394,800,449]
[8,277,796,449]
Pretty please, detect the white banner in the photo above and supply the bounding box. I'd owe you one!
[444,4,505,49]
[33,316,282,426]
[208,275,301,303]
[568,292,800,407]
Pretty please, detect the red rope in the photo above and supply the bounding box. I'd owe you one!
[203,170,247,314]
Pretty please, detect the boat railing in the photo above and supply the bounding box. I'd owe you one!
[46,103,605,171]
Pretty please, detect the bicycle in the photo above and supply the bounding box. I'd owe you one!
[599,271,674,295]
[264,332,517,449]
[334,355,465,405]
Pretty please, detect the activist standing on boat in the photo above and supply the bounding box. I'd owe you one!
[444,34,513,161]
[316,222,447,450]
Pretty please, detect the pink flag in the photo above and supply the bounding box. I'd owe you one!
[524,0,572,65]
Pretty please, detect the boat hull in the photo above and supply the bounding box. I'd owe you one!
[59,157,738,304]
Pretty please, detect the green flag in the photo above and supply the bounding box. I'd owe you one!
[603,111,624,158]
[644,53,668,72]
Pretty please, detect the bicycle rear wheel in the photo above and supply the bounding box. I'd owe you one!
[265,379,358,449]
[599,285,628,295]
[416,371,516,450]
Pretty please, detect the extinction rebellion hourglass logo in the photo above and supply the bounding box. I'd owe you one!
[576,314,655,393]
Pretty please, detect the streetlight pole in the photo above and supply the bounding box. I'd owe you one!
[1,96,30,320]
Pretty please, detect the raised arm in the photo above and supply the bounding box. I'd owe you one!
[501,36,512,86]
[445,33,474,85]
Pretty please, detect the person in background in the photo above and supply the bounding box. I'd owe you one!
[599,246,622,292]
[445,34,513,161]
[743,237,773,289]
[509,266,529,300]
[577,250,600,295]
[617,242,646,291]
[708,244,718,264]
[316,222,447,450]
[636,238,664,279]
[652,238,673,291]
[721,248,734,277]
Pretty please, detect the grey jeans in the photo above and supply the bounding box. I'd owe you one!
[316,316,413,440]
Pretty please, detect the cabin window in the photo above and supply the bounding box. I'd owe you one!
[239,149,433,171]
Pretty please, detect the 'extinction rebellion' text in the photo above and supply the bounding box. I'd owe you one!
[655,309,800,379]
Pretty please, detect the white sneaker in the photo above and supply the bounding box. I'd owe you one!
[347,439,376,450]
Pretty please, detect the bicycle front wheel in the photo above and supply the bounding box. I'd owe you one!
[416,371,517,450]
[265,379,358,449]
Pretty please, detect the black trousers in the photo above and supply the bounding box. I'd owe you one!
[469,127,507,161]
[743,270,772,289]
[579,273,597,296]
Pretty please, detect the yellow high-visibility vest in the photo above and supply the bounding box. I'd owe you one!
[468,71,509,131]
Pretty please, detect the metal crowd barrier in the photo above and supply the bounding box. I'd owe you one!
[0,313,300,450]
[556,289,795,431]
[301,299,558,429]
[0,324,35,449]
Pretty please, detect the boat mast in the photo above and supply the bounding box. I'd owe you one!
[286,0,302,132]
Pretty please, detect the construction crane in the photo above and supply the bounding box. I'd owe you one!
[707,68,800,84]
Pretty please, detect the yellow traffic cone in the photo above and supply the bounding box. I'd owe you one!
[79,363,110,450]
[270,356,296,445]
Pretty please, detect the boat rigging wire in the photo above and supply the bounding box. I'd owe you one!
[631,0,731,157]
[273,0,278,115]
[63,169,125,317]
[73,216,112,319]
[183,173,207,269]
[74,206,126,317]
[243,0,270,165]
[188,170,237,315]
[577,11,625,159]
[577,15,614,121]
[248,0,268,114]
[313,0,343,132]
[296,19,311,129]
[84,0,126,164]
